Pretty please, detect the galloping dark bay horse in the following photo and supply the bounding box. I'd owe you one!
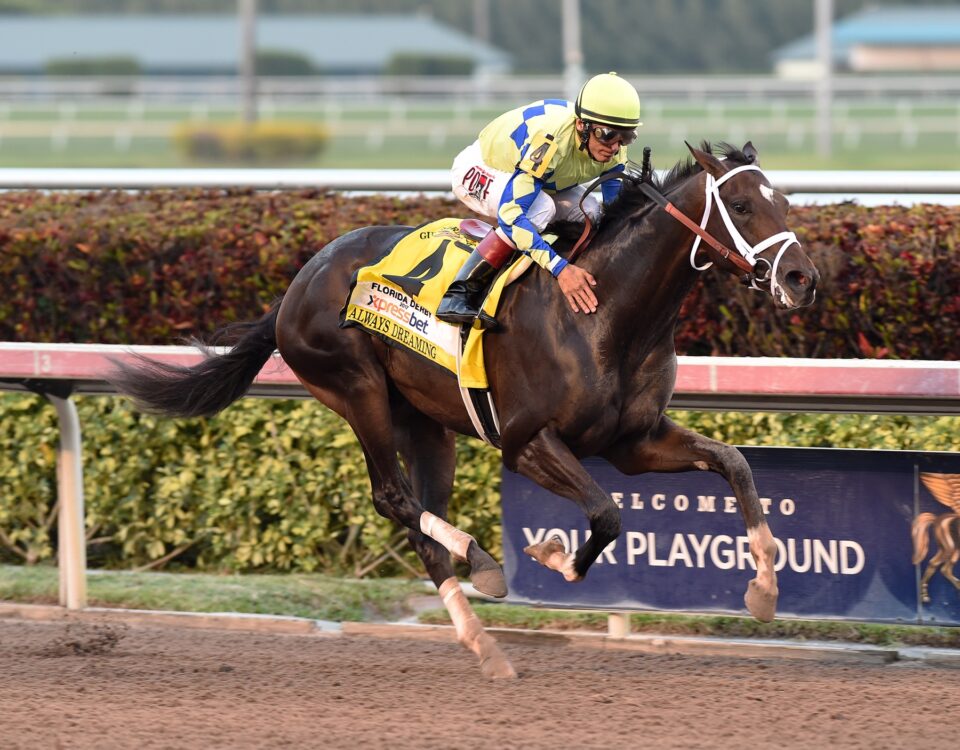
[111,142,819,678]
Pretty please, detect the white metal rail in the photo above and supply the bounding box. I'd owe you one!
[2,343,959,611]
[1,168,960,195]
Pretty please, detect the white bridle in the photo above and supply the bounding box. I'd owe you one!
[689,164,800,301]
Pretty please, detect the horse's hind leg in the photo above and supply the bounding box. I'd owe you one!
[604,417,779,622]
[510,427,623,582]
[920,519,948,603]
[362,425,506,601]
[392,401,515,679]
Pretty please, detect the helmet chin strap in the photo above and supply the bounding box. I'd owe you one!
[577,121,591,153]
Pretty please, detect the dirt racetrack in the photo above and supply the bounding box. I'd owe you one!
[0,616,956,750]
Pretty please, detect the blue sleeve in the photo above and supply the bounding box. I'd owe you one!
[497,170,568,277]
[600,163,626,205]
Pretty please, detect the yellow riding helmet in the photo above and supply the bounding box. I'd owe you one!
[574,72,641,129]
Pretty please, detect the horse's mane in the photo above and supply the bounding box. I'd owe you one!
[603,141,753,225]
[549,141,753,252]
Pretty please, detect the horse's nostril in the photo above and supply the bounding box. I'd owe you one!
[787,270,810,289]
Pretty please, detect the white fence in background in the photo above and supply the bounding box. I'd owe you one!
[5,74,960,102]
[2,168,959,206]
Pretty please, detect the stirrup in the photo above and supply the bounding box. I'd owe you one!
[436,298,498,330]
[440,313,498,330]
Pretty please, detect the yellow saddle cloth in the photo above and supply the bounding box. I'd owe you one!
[340,218,527,390]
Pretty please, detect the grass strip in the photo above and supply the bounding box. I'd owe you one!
[2,565,957,648]
[0,564,425,623]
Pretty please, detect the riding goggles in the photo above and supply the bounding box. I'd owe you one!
[590,124,638,146]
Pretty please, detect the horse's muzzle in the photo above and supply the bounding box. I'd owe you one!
[778,266,820,308]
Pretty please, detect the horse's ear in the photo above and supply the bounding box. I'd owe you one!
[743,141,760,165]
[685,141,727,179]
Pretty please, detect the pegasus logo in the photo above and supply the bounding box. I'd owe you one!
[913,472,960,604]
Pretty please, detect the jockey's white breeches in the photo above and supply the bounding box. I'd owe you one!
[450,140,601,234]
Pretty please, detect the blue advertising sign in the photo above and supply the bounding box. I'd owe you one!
[501,448,960,625]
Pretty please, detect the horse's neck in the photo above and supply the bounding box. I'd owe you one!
[588,176,706,351]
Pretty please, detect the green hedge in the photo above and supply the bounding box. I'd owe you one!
[1,392,956,573]
[255,50,317,76]
[0,191,957,358]
[0,393,501,573]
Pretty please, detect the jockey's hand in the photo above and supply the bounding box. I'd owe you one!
[557,263,598,314]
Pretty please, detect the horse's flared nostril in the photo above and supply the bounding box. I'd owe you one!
[782,267,819,306]
[786,269,815,292]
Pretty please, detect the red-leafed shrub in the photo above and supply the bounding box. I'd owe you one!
[0,191,957,360]
[0,189,452,344]
[678,203,960,359]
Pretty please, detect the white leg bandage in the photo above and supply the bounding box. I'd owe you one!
[438,577,483,648]
[420,511,473,562]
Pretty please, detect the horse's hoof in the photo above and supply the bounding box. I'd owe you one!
[523,535,578,580]
[467,541,508,598]
[523,534,566,563]
[472,632,517,679]
[744,579,778,623]
[480,654,518,680]
[471,567,508,598]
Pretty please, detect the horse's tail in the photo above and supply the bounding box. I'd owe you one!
[911,512,937,564]
[109,300,281,419]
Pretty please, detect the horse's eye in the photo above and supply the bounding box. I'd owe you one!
[732,201,749,215]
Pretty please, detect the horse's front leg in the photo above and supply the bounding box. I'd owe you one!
[604,416,778,622]
[511,428,622,581]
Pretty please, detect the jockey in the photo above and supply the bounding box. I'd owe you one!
[437,72,641,328]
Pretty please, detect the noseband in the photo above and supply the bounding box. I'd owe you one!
[689,164,800,299]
